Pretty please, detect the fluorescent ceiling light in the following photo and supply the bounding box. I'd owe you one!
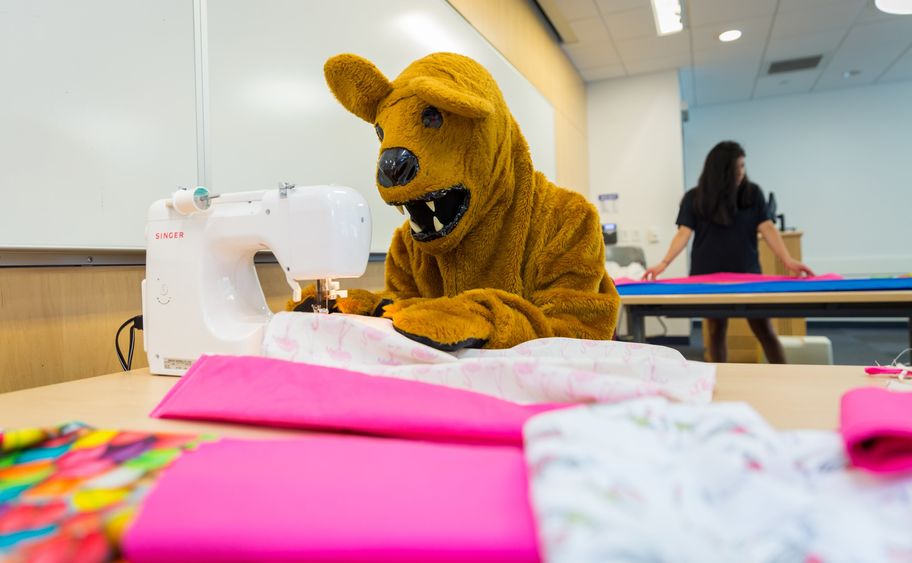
[875,0,912,14]
[718,29,742,42]
[650,0,684,36]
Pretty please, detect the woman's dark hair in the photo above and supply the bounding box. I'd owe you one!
[694,140,757,226]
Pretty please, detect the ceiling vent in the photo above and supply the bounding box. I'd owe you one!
[767,55,823,74]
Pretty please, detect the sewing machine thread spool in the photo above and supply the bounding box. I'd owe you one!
[170,186,218,215]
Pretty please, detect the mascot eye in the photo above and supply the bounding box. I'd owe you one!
[375,124,384,141]
[421,107,443,129]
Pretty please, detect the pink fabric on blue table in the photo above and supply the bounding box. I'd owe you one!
[151,355,560,445]
[840,387,912,474]
[865,366,911,377]
[122,436,540,562]
[614,272,843,286]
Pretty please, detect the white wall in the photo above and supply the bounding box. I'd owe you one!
[684,81,912,276]
[588,70,688,336]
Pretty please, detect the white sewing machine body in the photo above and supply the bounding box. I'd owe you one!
[143,185,371,375]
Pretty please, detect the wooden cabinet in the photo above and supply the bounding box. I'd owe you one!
[702,231,805,362]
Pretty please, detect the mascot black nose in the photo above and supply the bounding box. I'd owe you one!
[377,147,419,187]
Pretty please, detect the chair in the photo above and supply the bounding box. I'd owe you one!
[761,336,834,365]
[604,245,646,268]
[605,246,647,342]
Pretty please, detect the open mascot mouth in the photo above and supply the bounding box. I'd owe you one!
[389,185,470,242]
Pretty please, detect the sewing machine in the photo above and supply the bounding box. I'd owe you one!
[142,184,371,375]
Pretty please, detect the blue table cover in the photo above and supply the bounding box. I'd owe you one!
[616,277,912,296]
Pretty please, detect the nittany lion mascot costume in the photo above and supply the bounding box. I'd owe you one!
[292,52,619,351]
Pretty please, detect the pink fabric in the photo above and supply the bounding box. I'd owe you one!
[840,387,912,474]
[614,272,844,286]
[151,355,560,445]
[122,436,540,562]
[864,366,910,377]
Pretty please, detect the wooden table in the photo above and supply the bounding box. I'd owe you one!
[0,364,886,433]
[622,290,912,347]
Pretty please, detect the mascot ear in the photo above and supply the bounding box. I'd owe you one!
[324,54,392,123]
[409,76,494,119]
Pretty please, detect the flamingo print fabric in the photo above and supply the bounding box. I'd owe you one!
[262,312,715,405]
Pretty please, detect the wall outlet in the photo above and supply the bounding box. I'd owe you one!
[646,227,659,244]
[618,230,628,243]
[629,229,640,243]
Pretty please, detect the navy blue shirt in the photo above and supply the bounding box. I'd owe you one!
[676,183,772,275]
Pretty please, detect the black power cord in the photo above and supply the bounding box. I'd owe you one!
[115,315,143,371]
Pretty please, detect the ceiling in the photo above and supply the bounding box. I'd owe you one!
[539,0,912,106]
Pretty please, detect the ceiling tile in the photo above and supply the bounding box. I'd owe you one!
[753,68,820,98]
[854,1,903,23]
[550,0,601,20]
[692,39,765,66]
[580,63,628,81]
[557,0,912,107]
[813,20,912,90]
[851,16,912,42]
[694,63,758,105]
[880,45,912,82]
[563,41,623,68]
[615,29,690,61]
[770,2,865,39]
[764,29,845,61]
[568,17,613,42]
[687,0,776,28]
[595,0,650,15]
[690,14,773,51]
[600,7,657,40]
[777,0,864,14]
[624,51,693,74]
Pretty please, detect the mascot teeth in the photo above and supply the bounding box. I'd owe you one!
[396,205,405,215]
[389,184,470,242]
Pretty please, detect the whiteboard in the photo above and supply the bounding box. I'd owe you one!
[0,0,555,252]
[0,0,199,249]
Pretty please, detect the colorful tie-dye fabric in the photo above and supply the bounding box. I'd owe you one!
[0,422,207,562]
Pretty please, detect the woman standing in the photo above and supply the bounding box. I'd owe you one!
[643,141,814,363]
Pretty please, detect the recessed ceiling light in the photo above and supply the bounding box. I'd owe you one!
[875,0,912,15]
[718,29,742,42]
[843,69,862,78]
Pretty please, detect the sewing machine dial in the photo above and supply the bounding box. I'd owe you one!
[155,281,171,305]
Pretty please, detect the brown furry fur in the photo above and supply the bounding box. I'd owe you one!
[291,52,619,349]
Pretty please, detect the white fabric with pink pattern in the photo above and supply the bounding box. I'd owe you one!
[262,312,714,405]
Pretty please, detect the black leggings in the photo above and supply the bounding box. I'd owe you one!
[705,318,785,363]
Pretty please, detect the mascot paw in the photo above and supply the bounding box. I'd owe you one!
[335,289,391,316]
[288,287,389,317]
[388,296,491,351]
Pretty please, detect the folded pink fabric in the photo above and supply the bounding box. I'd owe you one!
[864,366,910,377]
[840,387,912,473]
[123,436,540,562]
[151,355,560,445]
